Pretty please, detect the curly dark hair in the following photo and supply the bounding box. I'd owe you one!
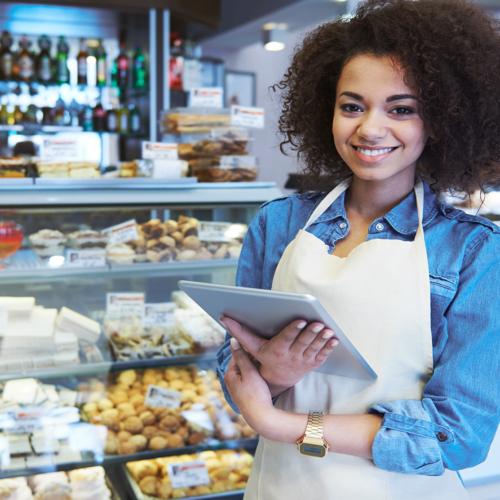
[275,0,500,195]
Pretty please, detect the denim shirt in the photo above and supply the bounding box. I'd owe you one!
[216,180,500,476]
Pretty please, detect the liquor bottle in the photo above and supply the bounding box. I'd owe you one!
[6,104,15,125]
[81,105,93,131]
[169,33,183,90]
[68,99,80,127]
[77,38,88,86]
[93,102,106,132]
[115,43,129,88]
[55,36,69,84]
[129,104,141,134]
[0,104,8,124]
[17,36,35,83]
[13,105,23,124]
[106,106,117,132]
[24,104,38,123]
[54,97,66,126]
[0,31,14,81]
[96,40,107,87]
[110,58,117,87]
[116,103,129,133]
[132,46,146,88]
[36,35,52,84]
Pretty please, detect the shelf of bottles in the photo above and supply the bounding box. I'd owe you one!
[0,31,148,135]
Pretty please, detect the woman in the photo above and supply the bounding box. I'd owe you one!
[217,0,500,498]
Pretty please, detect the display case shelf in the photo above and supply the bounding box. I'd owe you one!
[0,438,259,480]
[0,352,219,383]
[0,181,282,206]
[0,249,239,284]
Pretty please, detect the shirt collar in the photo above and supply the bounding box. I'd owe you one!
[309,179,439,235]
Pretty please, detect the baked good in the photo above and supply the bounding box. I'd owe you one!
[29,229,67,261]
[68,230,109,250]
[69,467,111,500]
[36,162,69,177]
[163,113,231,134]
[119,160,137,178]
[0,156,27,177]
[0,297,35,318]
[0,478,33,500]
[106,244,135,265]
[56,307,101,343]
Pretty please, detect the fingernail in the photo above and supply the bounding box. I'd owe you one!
[322,330,334,340]
[312,324,324,333]
[330,339,339,347]
[220,318,227,326]
[297,321,307,329]
[231,338,241,350]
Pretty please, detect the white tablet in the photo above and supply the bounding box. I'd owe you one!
[178,281,377,381]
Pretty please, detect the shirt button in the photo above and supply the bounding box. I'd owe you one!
[375,223,384,231]
[436,432,447,442]
[339,222,347,229]
[445,208,453,214]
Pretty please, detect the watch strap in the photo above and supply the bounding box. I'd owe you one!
[305,411,324,439]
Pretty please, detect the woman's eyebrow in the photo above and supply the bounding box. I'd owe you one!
[386,94,416,102]
[338,92,416,102]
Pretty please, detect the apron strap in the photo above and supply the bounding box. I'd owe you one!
[304,177,426,240]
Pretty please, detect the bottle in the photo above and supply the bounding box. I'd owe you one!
[17,36,35,83]
[129,104,141,134]
[24,104,38,123]
[13,105,23,124]
[81,105,93,131]
[116,103,129,133]
[115,43,129,88]
[96,40,107,87]
[55,36,69,84]
[0,104,8,124]
[110,58,118,88]
[169,33,183,90]
[0,31,14,81]
[132,46,146,88]
[36,35,52,84]
[93,102,106,132]
[68,100,80,127]
[76,38,87,86]
[6,103,15,125]
[54,97,66,126]
[106,106,117,132]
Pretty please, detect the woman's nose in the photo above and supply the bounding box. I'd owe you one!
[357,111,387,141]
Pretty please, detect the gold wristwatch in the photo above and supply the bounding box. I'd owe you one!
[297,411,329,458]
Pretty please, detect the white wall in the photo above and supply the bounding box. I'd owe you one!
[203,21,335,193]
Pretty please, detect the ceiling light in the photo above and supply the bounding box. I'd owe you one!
[262,23,287,51]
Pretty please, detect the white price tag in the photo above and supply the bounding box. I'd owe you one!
[189,87,223,108]
[0,309,8,330]
[143,302,176,328]
[231,105,265,128]
[142,142,178,160]
[67,250,106,268]
[198,221,233,242]
[41,138,78,161]
[106,293,145,318]
[5,410,45,435]
[180,410,214,432]
[145,385,182,409]
[167,460,210,489]
[152,159,182,179]
[102,219,139,246]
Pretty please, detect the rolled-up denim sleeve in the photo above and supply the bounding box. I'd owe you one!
[216,210,266,414]
[369,230,500,475]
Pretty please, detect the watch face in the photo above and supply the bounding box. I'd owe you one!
[299,442,327,458]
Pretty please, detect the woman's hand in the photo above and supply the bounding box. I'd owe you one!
[220,317,338,397]
[223,338,278,435]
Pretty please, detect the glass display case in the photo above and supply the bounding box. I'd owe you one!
[0,181,281,499]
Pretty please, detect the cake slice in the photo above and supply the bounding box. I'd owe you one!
[56,307,101,343]
[0,297,35,319]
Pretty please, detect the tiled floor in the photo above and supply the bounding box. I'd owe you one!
[466,482,500,500]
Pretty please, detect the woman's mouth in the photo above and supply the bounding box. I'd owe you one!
[352,145,398,162]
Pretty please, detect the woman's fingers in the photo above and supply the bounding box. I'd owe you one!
[220,317,266,358]
[314,337,339,364]
[230,338,259,378]
[303,328,335,359]
[290,322,327,352]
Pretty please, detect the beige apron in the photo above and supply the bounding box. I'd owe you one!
[244,179,468,500]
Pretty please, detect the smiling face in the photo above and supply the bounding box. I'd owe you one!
[333,54,429,184]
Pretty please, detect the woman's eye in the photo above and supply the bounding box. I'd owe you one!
[391,107,414,115]
[340,104,363,113]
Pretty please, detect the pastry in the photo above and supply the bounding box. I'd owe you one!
[68,230,109,250]
[69,466,111,500]
[0,297,35,318]
[119,160,137,178]
[0,156,28,177]
[138,476,158,496]
[106,243,135,265]
[129,434,148,451]
[149,436,167,450]
[56,307,101,343]
[29,229,67,261]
